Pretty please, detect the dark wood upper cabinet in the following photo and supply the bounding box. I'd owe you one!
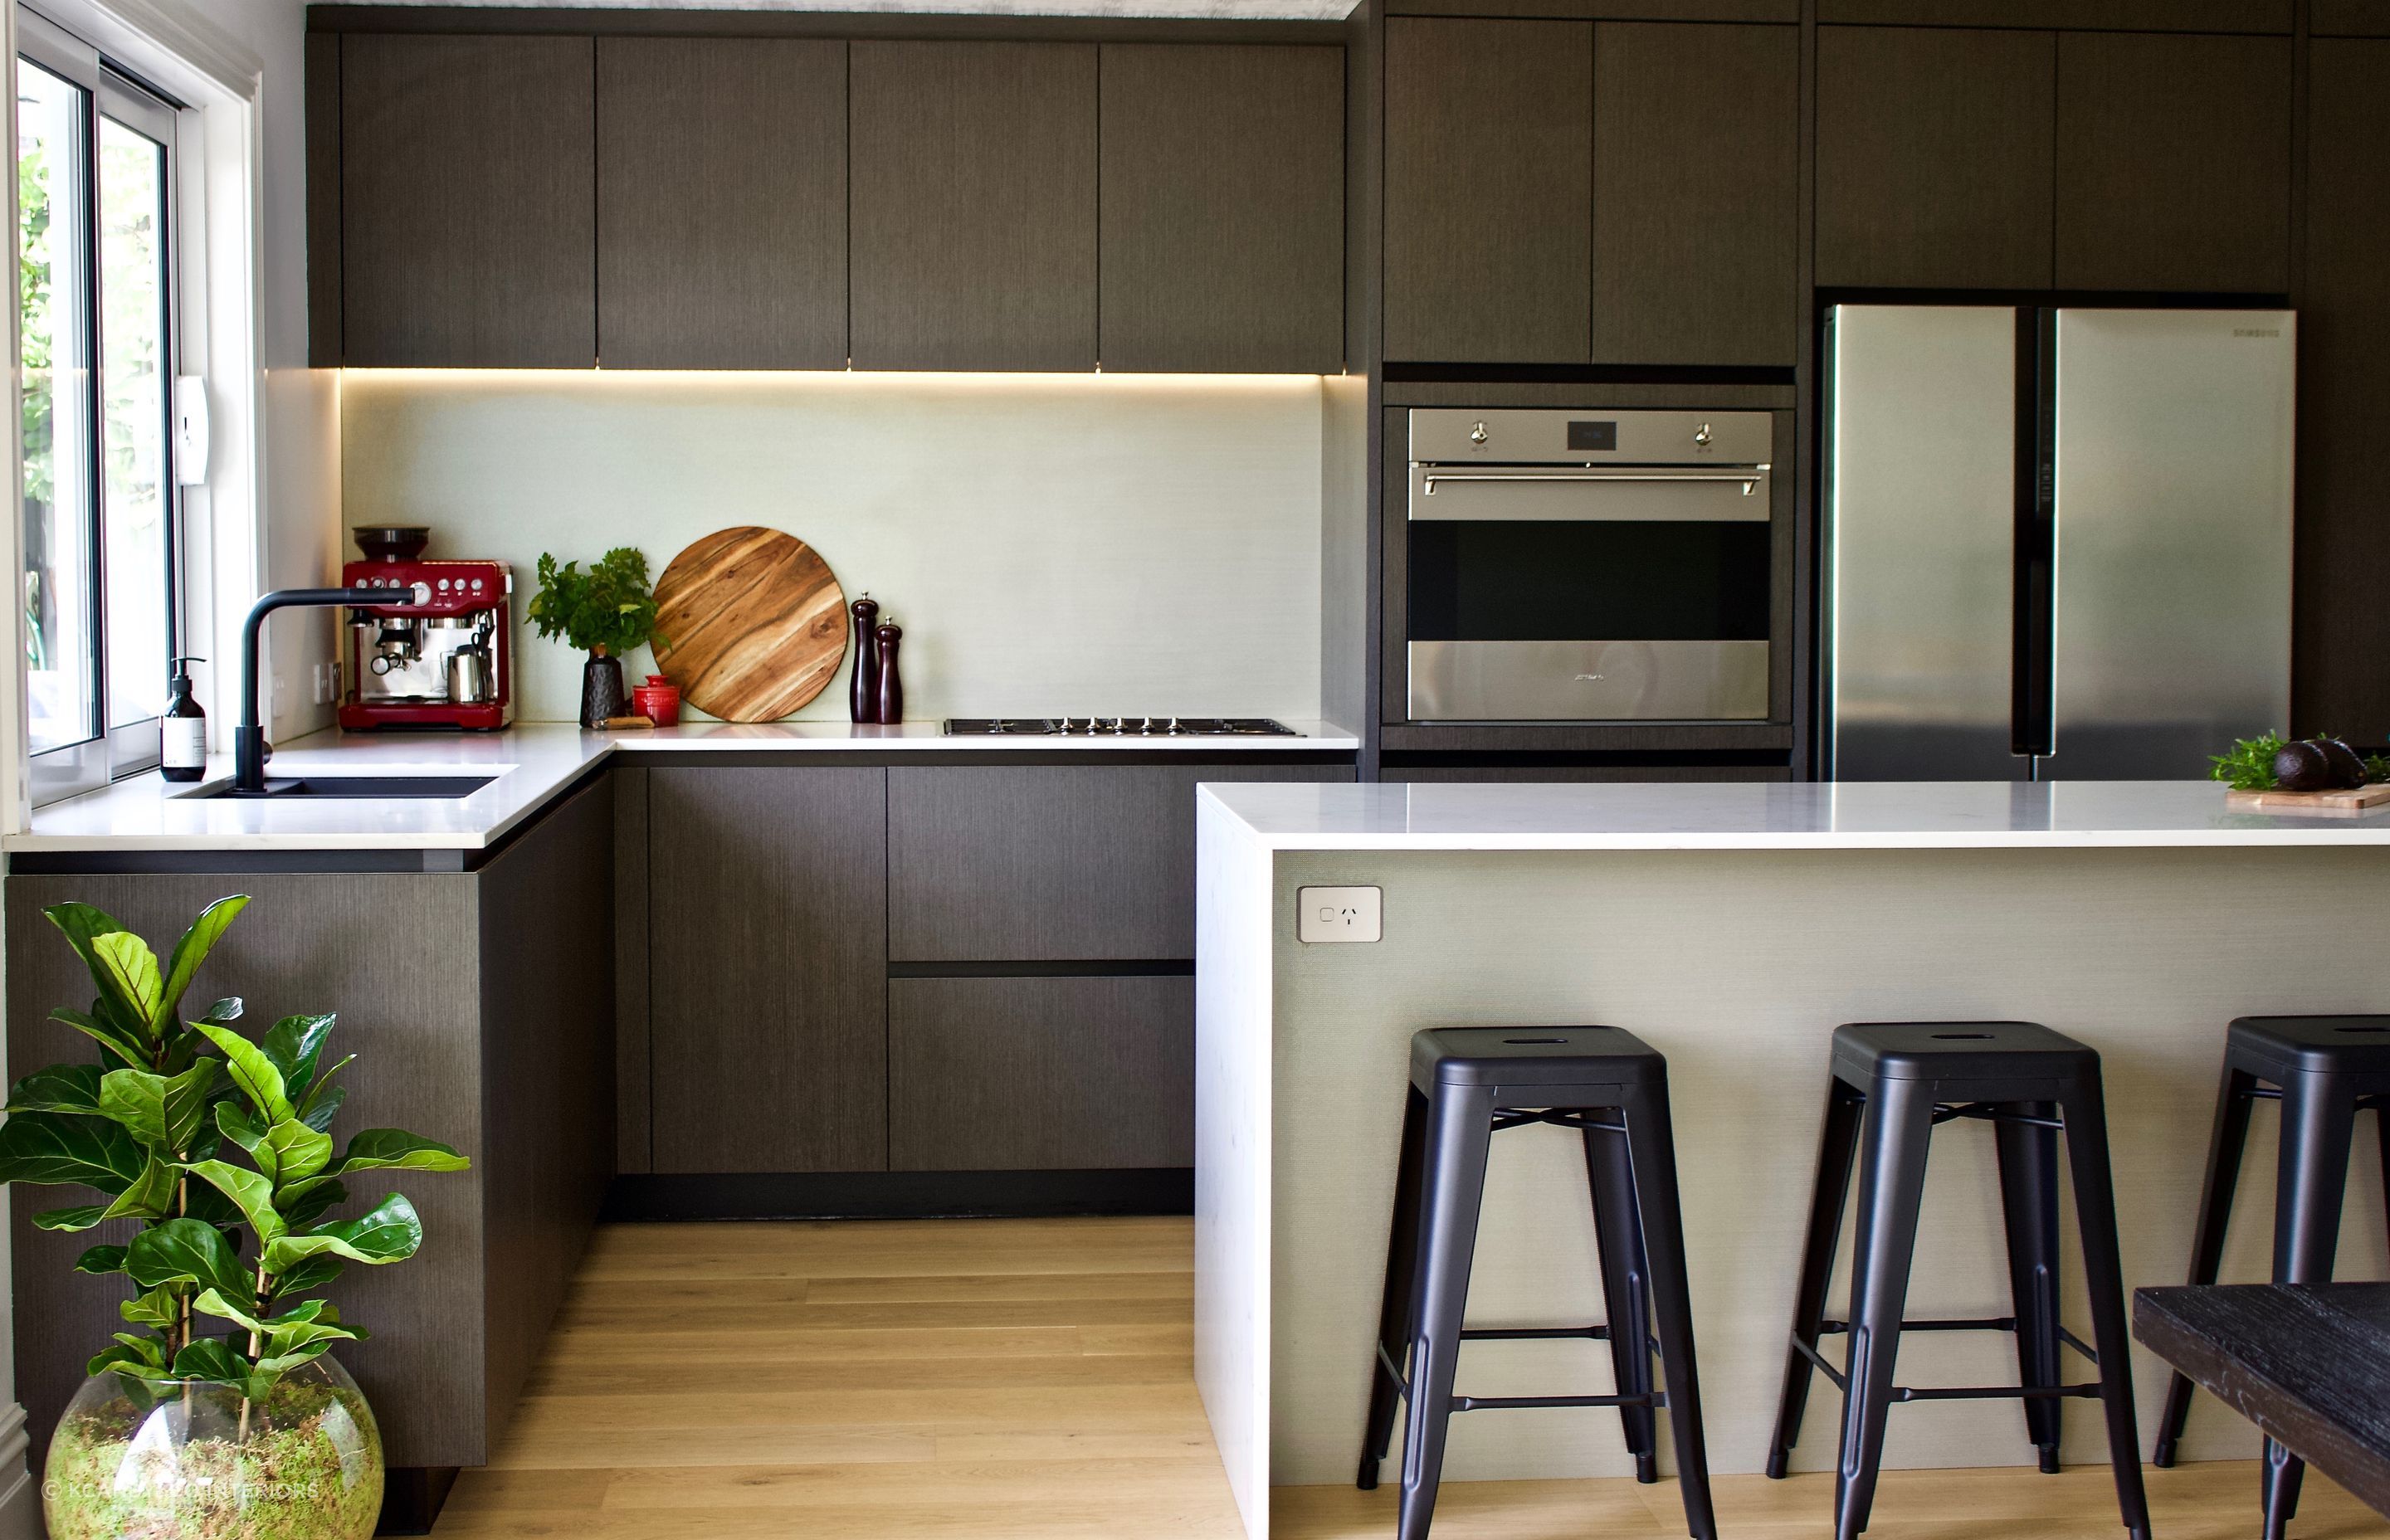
[2053,31,2292,293]
[1383,17,1593,364]
[2294,38,2390,733]
[596,38,846,368]
[1815,26,2056,290]
[339,34,595,367]
[1592,22,1797,365]
[1097,43,1344,373]
[849,41,1098,371]
[647,767,888,1174]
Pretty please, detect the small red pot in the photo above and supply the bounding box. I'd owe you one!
[632,675,681,727]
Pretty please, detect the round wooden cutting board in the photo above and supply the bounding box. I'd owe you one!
[651,527,847,722]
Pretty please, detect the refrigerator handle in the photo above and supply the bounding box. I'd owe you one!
[2011,307,2058,762]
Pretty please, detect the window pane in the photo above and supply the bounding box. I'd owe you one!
[19,59,99,753]
[100,112,168,728]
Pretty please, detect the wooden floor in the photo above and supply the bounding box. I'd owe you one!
[434,1216,2389,1538]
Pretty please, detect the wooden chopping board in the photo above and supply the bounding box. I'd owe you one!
[651,527,847,722]
[2226,782,2390,816]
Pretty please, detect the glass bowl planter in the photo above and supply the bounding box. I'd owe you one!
[43,1354,383,1540]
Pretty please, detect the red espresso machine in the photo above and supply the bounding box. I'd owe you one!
[338,525,515,731]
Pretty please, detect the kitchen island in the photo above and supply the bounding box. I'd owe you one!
[1193,780,2390,1539]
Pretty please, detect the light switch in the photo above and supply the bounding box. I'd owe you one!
[1297,885,1382,943]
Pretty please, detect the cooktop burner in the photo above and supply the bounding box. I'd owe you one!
[944,717,1299,737]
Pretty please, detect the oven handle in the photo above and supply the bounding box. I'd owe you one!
[1421,468,1768,496]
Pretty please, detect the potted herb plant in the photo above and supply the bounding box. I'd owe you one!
[526,547,665,728]
[0,896,469,1540]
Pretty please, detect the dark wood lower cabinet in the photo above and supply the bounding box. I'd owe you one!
[890,975,1194,1171]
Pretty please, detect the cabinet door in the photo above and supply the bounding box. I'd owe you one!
[649,767,887,1173]
[596,38,846,368]
[889,763,1354,961]
[1592,22,1798,366]
[2054,32,2291,293]
[850,41,1097,370]
[1098,43,1344,373]
[1383,17,1593,364]
[1815,26,2055,290]
[890,976,1193,1170]
[341,34,595,367]
[2295,39,2390,731]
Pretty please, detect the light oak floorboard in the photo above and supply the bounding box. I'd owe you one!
[441,1217,2388,1538]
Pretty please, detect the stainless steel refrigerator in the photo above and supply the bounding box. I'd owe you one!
[1824,305,2295,781]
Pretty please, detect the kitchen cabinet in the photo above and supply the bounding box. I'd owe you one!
[849,41,1098,371]
[595,38,846,368]
[2053,31,2292,293]
[1383,17,1593,364]
[1097,43,1344,373]
[2295,38,2390,734]
[339,34,596,367]
[1592,22,1798,366]
[1815,26,2056,290]
[888,763,1354,961]
[647,767,887,1173]
[890,976,1193,1170]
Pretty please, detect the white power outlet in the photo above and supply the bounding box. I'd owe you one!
[311,663,329,704]
[1296,885,1382,943]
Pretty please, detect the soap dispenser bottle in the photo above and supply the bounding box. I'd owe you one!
[162,656,207,782]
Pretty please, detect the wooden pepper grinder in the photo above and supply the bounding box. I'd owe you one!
[874,619,905,725]
[847,593,880,724]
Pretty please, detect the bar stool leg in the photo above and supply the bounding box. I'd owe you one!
[1833,1074,1936,1540]
[1622,1079,1718,1540]
[2261,1075,2358,1540]
[2154,1064,2259,1468]
[1768,1080,1866,1479]
[1585,1117,1658,1484]
[1360,1087,1432,1490]
[1993,1099,2066,1474]
[1397,1083,1499,1540]
[2057,1075,2152,1540]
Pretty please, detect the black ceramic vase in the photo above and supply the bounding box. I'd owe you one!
[581,650,626,729]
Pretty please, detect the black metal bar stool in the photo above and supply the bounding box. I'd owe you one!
[1767,1021,2149,1540]
[1356,1025,1715,1540]
[2153,1013,2390,1540]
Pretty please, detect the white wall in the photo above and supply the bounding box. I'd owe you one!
[340,371,1327,723]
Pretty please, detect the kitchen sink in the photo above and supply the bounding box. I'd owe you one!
[190,775,498,800]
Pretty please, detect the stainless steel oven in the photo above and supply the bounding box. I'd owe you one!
[1405,407,1773,722]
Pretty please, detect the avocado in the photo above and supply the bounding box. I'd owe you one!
[2313,738,2368,789]
[2275,741,2334,792]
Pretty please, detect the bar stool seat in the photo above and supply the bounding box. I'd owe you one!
[2154,1014,2390,1540]
[1358,1026,1714,1540]
[1768,1021,2150,1540]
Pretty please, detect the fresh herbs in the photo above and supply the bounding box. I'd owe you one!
[0,898,468,1408]
[527,547,665,658]
[2209,733,2288,791]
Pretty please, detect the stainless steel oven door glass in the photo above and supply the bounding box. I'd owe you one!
[1406,409,1773,722]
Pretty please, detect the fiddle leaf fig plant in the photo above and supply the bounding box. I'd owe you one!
[0,896,469,1410]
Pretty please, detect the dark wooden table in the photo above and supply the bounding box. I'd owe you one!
[2134,1281,2390,1520]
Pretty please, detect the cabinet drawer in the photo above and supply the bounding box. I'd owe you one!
[890,975,1193,1170]
[889,763,1352,960]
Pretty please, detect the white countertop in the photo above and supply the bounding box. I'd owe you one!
[1201,777,2390,851]
[12,719,1359,853]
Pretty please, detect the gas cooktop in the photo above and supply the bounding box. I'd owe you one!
[944,717,1299,737]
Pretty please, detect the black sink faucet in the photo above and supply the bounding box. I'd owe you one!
[232,584,422,795]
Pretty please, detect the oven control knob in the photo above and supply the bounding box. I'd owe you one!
[1694,423,1712,446]
[1469,421,1488,445]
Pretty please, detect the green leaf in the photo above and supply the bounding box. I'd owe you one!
[262,1299,363,1358]
[90,932,166,1043]
[273,1252,344,1294]
[193,1286,269,1335]
[125,1217,254,1309]
[217,1100,266,1158]
[266,1118,333,1188]
[120,1286,180,1328]
[180,1158,286,1242]
[300,1083,347,1134]
[171,1338,252,1387]
[97,1061,222,1153]
[7,1064,105,1115]
[34,1204,109,1231]
[261,1014,335,1093]
[75,1243,129,1275]
[48,1006,146,1069]
[0,1110,146,1190]
[156,896,249,1033]
[44,902,132,987]
[193,1022,292,1123]
[100,1153,180,1222]
[89,1331,167,1376]
[334,1128,470,1178]
[262,1192,423,1274]
[197,997,244,1026]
